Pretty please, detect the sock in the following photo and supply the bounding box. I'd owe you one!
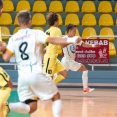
[82,70,88,89]
[53,74,65,84]
[52,100,62,117]
[0,87,11,105]
[9,102,30,114]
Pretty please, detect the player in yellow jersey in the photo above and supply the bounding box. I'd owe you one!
[0,0,13,116]
[43,12,68,83]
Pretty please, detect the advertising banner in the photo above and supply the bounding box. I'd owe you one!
[75,39,109,64]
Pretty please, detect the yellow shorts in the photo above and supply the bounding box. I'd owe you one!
[43,56,65,76]
[0,67,10,87]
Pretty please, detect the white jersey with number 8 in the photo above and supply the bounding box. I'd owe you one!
[7,28,49,73]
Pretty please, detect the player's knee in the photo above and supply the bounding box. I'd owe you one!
[51,92,60,101]
[64,72,68,78]
[80,65,88,71]
[29,105,37,113]
[5,79,13,89]
[28,102,37,113]
[83,67,88,71]
[62,71,68,78]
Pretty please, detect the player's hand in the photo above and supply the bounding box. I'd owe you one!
[0,42,6,53]
[73,36,82,44]
[92,44,100,48]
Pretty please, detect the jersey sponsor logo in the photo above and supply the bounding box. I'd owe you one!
[15,34,31,41]
[70,44,76,54]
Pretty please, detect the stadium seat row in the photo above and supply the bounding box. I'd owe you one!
[1,26,115,41]
[0,13,116,26]
[1,26,116,57]
[3,1,117,13]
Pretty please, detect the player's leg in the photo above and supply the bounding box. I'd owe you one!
[0,99,38,117]
[68,60,95,93]
[53,59,68,83]
[0,67,13,105]
[77,64,95,93]
[0,72,39,117]
[8,99,38,114]
[51,92,62,117]
[28,73,62,117]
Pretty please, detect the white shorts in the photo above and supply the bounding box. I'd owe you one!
[61,57,81,71]
[18,71,58,102]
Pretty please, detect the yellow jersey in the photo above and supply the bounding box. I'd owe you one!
[45,26,62,57]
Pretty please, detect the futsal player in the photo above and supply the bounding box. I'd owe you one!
[0,10,81,117]
[61,24,99,93]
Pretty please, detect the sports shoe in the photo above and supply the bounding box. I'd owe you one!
[83,87,95,94]
[0,102,10,117]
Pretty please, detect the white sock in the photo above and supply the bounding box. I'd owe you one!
[82,70,88,89]
[9,102,30,114]
[52,100,62,117]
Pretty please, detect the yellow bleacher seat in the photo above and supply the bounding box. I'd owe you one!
[115,3,117,13]
[82,14,96,26]
[65,28,80,36]
[57,14,62,26]
[82,1,96,13]
[32,1,47,12]
[16,1,31,12]
[3,1,14,12]
[33,27,44,32]
[98,1,112,13]
[0,13,12,25]
[13,27,21,34]
[82,27,97,39]
[49,1,63,12]
[65,14,80,26]
[99,14,114,26]
[14,16,19,26]
[1,27,10,40]
[65,1,79,13]
[32,13,46,26]
[100,28,115,41]
[109,42,116,56]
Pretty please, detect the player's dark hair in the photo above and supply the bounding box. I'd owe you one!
[46,12,58,26]
[0,0,3,9]
[66,24,76,33]
[17,10,31,26]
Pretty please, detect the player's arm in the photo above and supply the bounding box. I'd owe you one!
[60,36,82,48]
[47,36,81,45]
[0,41,6,53]
[37,30,82,45]
[1,38,14,62]
[82,42,99,48]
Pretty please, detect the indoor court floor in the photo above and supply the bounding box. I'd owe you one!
[8,88,117,117]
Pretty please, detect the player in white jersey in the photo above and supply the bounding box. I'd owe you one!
[61,24,98,93]
[0,11,81,117]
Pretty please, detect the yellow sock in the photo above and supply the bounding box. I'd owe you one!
[53,74,65,84]
[0,87,11,105]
